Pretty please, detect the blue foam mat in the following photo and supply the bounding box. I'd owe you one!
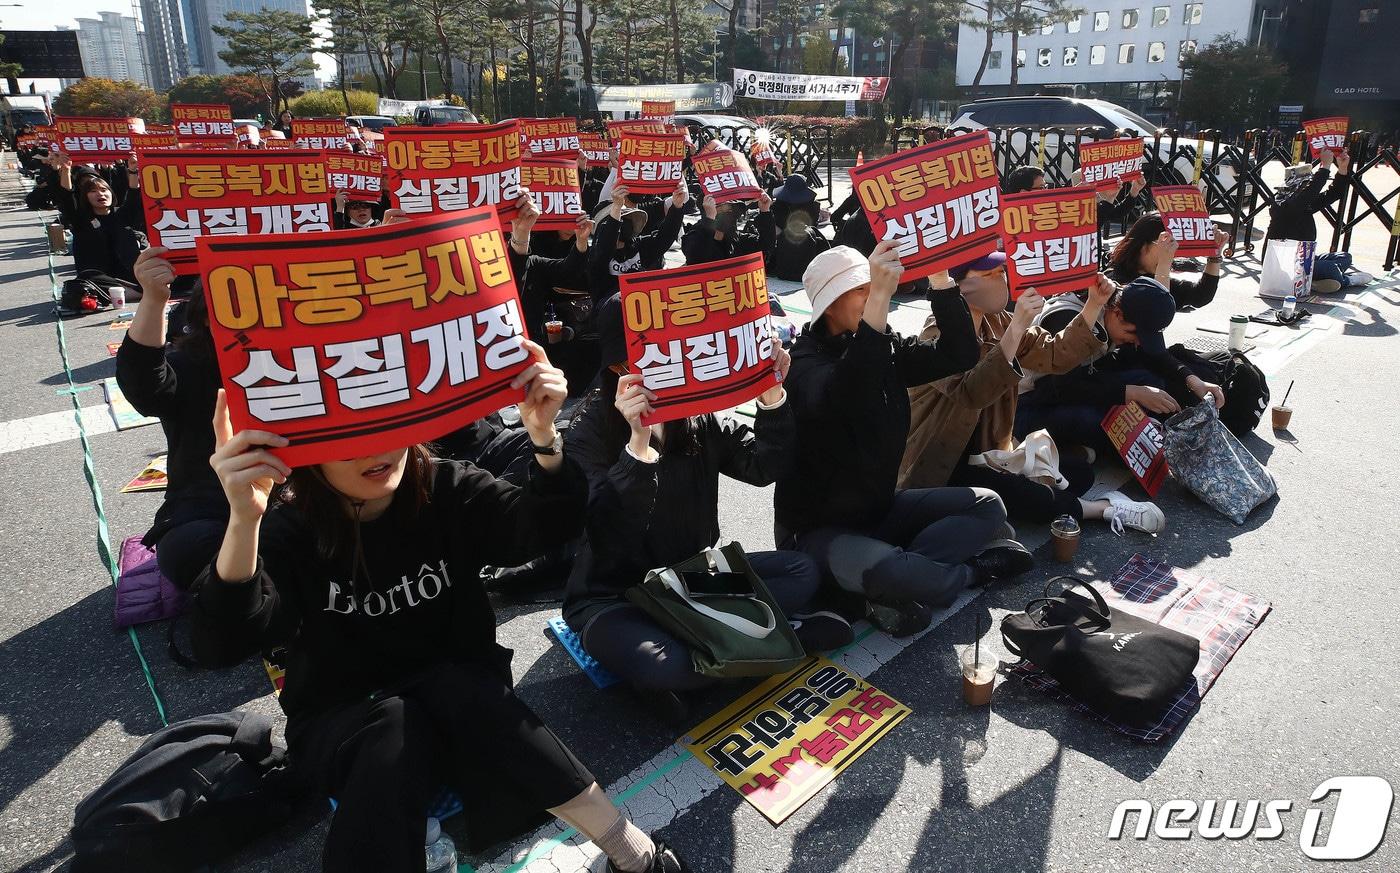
[546,615,622,689]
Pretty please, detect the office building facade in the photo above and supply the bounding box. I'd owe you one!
[70,12,149,86]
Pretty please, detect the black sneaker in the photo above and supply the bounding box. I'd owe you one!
[606,839,692,873]
[789,611,854,652]
[865,600,933,637]
[968,539,1034,588]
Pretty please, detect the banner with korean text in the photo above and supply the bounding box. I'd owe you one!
[54,117,144,161]
[1152,185,1217,257]
[197,207,531,467]
[642,100,676,118]
[290,118,352,151]
[521,157,584,230]
[520,117,581,159]
[684,656,910,825]
[131,132,181,152]
[849,131,1001,282]
[326,151,386,199]
[607,119,670,142]
[578,132,611,167]
[999,188,1098,298]
[1302,116,1348,160]
[384,121,522,222]
[617,129,686,195]
[171,103,235,147]
[1077,137,1145,191]
[138,149,332,275]
[732,68,890,102]
[620,252,777,425]
[693,148,761,203]
[1100,402,1167,497]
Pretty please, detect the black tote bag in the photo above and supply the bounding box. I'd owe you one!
[1001,577,1201,727]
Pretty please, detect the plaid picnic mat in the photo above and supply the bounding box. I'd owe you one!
[1008,553,1272,742]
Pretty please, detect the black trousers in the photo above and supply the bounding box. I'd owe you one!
[288,662,595,872]
[948,455,1095,523]
[154,518,225,590]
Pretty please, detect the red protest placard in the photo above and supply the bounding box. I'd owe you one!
[999,187,1099,298]
[326,151,386,199]
[520,157,584,230]
[642,100,675,118]
[849,130,1001,282]
[620,252,777,425]
[749,139,777,169]
[236,125,261,148]
[1152,185,1217,257]
[1078,137,1145,191]
[578,132,611,167]
[693,148,761,204]
[1302,116,1348,159]
[131,132,181,152]
[197,207,531,467]
[1101,402,1167,497]
[520,117,581,159]
[170,103,235,146]
[263,134,294,149]
[290,118,352,151]
[617,129,686,196]
[383,121,522,223]
[139,149,332,275]
[607,119,669,142]
[54,117,142,161]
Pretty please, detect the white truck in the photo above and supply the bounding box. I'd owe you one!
[2,94,51,149]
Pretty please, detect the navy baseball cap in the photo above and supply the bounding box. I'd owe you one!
[950,251,1006,281]
[1117,276,1176,354]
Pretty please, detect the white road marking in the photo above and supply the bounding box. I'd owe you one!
[0,404,116,456]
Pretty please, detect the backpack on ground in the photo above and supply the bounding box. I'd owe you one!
[56,278,110,317]
[1168,344,1270,436]
[71,711,295,873]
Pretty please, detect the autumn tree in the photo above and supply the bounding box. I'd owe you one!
[166,74,267,118]
[213,8,318,116]
[54,78,164,119]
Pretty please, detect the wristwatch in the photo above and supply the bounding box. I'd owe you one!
[531,430,564,456]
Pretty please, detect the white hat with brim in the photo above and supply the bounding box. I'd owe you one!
[802,245,872,325]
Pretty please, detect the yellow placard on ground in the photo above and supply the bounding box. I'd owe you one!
[682,656,910,825]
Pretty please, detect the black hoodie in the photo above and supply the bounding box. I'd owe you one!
[774,289,980,538]
[190,458,587,724]
[1265,167,1349,245]
[587,207,684,301]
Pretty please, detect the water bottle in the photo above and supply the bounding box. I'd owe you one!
[425,817,457,872]
[1281,295,1298,321]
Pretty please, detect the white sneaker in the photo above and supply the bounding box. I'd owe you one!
[1102,491,1166,535]
[1348,271,1374,286]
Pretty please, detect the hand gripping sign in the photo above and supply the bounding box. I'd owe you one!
[617,129,687,195]
[139,149,333,275]
[1302,116,1348,160]
[383,120,523,223]
[849,130,1002,282]
[620,252,778,425]
[1152,185,1218,257]
[693,147,761,204]
[197,207,533,467]
[520,117,582,159]
[170,103,236,147]
[520,157,585,230]
[999,187,1099,299]
[326,151,387,199]
[1078,137,1146,192]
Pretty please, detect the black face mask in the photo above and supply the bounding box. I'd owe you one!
[715,208,740,234]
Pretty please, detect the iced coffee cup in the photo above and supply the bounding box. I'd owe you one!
[1050,515,1081,563]
[961,648,999,706]
[1271,405,1293,430]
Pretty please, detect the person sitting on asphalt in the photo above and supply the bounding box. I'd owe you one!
[114,247,230,589]
[1107,214,1230,311]
[588,182,686,302]
[52,152,146,295]
[563,295,851,716]
[830,191,876,256]
[1015,275,1224,459]
[681,192,775,266]
[900,253,1165,535]
[1002,166,1046,194]
[1265,148,1368,293]
[191,347,692,873]
[774,242,1032,638]
[766,174,831,281]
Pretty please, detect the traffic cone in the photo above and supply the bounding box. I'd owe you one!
[856,149,865,166]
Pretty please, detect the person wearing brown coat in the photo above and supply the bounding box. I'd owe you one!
[899,253,1165,534]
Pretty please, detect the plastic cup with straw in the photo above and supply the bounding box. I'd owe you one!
[1272,379,1295,430]
[962,612,999,706]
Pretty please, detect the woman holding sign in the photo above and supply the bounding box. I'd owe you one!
[563,295,850,716]
[191,354,693,873]
[1108,214,1229,311]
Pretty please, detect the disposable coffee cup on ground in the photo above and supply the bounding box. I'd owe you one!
[1271,405,1293,430]
[960,647,999,707]
[109,287,126,311]
[1050,515,1081,563]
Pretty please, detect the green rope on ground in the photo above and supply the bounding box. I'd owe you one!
[44,221,169,726]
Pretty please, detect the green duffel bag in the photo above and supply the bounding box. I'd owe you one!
[624,542,807,678]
